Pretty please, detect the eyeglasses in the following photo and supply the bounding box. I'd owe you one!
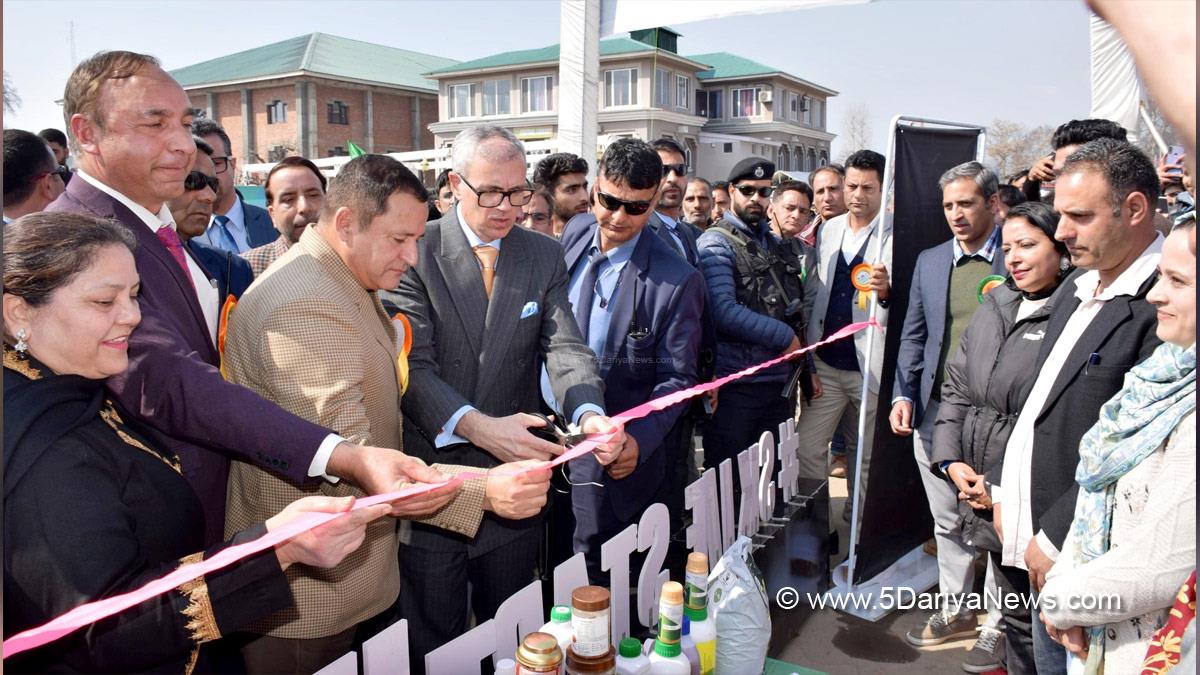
[211,156,233,174]
[521,212,551,224]
[458,175,533,208]
[734,184,774,199]
[595,190,654,216]
[662,163,688,178]
[184,170,219,192]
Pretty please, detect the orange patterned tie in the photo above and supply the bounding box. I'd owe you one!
[473,245,499,297]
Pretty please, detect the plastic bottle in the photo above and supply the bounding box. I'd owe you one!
[615,637,650,675]
[496,658,518,675]
[684,553,716,675]
[541,605,575,655]
[648,581,691,674]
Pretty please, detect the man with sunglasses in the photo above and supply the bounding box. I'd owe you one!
[698,158,808,493]
[171,136,254,312]
[390,125,622,667]
[556,137,705,582]
[192,118,278,254]
[648,138,702,266]
[3,129,67,223]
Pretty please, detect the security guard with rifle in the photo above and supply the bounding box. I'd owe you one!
[697,158,811,490]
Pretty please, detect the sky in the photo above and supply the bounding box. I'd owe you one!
[3,0,1093,159]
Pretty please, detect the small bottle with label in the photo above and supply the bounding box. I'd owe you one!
[684,553,715,675]
[571,586,612,658]
[648,582,691,674]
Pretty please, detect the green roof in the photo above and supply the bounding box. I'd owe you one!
[689,52,837,95]
[426,37,702,76]
[170,33,458,92]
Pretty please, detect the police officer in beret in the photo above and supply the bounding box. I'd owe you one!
[696,158,810,493]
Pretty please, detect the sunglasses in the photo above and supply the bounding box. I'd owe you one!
[662,163,688,178]
[734,184,774,198]
[184,170,219,192]
[39,166,71,182]
[595,189,653,216]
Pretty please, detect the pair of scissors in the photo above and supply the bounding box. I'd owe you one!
[526,412,589,448]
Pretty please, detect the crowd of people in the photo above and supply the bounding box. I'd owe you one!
[1,45,1194,675]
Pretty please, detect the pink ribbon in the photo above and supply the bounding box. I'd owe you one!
[3,319,875,658]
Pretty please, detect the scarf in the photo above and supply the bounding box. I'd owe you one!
[1072,341,1197,670]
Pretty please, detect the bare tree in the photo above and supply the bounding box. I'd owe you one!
[4,70,21,115]
[838,103,871,161]
[986,119,1055,178]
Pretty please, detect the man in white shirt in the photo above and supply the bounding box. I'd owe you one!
[992,138,1164,675]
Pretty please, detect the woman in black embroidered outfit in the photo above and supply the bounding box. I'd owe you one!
[3,212,390,673]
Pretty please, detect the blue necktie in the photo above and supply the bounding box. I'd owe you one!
[213,215,238,253]
[574,250,607,343]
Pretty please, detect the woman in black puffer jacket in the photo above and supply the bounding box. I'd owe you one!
[929,200,1073,671]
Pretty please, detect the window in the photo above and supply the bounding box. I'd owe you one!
[654,68,670,108]
[520,76,552,113]
[684,146,692,171]
[788,92,799,122]
[731,88,760,118]
[814,99,824,128]
[327,100,349,125]
[676,75,689,110]
[803,95,813,125]
[329,146,347,157]
[266,100,287,124]
[604,68,637,107]
[483,79,510,116]
[701,90,722,119]
[722,142,733,153]
[448,83,476,119]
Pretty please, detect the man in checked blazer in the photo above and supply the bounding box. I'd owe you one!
[389,126,624,666]
[222,155,553,673]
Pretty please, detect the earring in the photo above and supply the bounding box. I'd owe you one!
[14,328,28,356]
[1059,256,1071,272]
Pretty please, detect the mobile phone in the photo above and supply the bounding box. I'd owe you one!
[1166,145,1185,176]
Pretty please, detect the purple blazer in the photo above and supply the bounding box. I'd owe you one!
[47,177,329,544]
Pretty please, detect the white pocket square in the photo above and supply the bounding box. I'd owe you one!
[520,301,539,319]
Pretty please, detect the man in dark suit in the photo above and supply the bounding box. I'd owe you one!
[192,118,278,253]
[647,137,715,541]
[888,162,1008,666]
[47,50,461,545]
[648,137,701,265]
[390,125,623,665]
[169,135,253,304]
[992,139,1163,675]
[558,138,705,581]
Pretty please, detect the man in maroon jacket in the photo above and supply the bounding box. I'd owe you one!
[47,50,462,545]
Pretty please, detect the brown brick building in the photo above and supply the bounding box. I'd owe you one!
[169,33,454,166]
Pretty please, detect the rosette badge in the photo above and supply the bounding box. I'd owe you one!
[977,274,1006,303]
